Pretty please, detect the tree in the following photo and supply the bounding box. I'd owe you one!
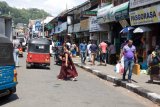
[0,1,50,24]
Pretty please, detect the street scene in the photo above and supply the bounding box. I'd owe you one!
[0,0,160,107]
[0,53,158,107]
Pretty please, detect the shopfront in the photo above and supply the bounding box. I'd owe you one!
[89,16,109,45]
[129,1,160,61]
[97,1,129,53]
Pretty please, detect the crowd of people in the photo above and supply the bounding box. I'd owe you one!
[13,36,160,83]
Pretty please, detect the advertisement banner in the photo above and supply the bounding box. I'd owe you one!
[73,23,80,33]
[129,4,160,26]
[89,16,109,32]
[80,19,89,31]
[130,0,160,9]
[97,4,113,24]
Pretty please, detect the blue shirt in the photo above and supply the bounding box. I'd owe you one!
[90,44,98,53]
[79,43,87,52]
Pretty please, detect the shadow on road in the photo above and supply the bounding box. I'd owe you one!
[0,94,19,106]
[26,65,50,70]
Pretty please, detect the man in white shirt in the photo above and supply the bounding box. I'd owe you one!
[87,41,92,62]
[66,41,71,50]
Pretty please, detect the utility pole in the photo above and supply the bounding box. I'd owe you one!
[43,14,45,37]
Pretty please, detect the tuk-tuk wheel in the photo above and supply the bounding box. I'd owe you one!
[26,63,31,69]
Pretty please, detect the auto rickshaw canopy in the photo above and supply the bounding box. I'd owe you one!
[28,38,50,53]
[0,35,15,66]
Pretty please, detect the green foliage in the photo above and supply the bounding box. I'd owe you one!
[0,1,50,24]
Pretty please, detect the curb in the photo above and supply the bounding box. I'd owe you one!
[74,62,160,105]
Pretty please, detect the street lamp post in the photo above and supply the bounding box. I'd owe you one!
[43,17,44,37]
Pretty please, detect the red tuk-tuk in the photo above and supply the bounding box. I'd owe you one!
[26,38,50,68]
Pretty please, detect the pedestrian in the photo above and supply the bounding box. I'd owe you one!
[66,41,71,50]
[122,40,138,83]
[87,41,92,62]
[13,36,20,67]
[90,41,98,65]
[99,41,107,66]
[147,51,160,83]
[79,41,87,64]
[57,44,78,81]
[108,43,116,64]
[71,42,77,57]
[120,40,128,59]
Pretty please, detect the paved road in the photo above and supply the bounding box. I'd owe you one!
[0,53,158,107]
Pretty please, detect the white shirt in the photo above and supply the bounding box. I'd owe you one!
[87,44,92,54]
[66,42,71,49]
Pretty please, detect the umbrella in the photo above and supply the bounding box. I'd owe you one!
[120,26,134,33]
[133,26,151,33]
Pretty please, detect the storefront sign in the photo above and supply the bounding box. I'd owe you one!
[73,23,80,33]
[89,16,109,32]
[130,4,160,26]
[61,22,67,31]
[54,22,67,34]
[80,19,89,31]
[110,2,129,21]
[119,20,129,28]
[130,0,160,9]
[82,11,97,17]
[114,9,128,21]
[97,4,113,24]
[68,25,73,33]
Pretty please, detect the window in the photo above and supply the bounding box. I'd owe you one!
[0,46,10,58]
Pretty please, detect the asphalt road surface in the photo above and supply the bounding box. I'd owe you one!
[0,53,158,107]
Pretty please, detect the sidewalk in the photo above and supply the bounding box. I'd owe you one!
[73,57,160,104]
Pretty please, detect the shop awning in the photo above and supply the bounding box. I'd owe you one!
[97,4,113,24]
[110,1,129,21]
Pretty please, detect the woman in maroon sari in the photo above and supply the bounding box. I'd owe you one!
[57,44,78,81]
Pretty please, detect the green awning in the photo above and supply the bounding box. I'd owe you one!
[97,4,113,24]
[110,1,129,21]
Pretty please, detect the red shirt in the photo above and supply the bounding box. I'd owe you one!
[99,42,107,53]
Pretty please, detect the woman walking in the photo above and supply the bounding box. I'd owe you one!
[57,44,78,81]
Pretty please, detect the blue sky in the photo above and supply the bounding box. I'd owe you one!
[2,0,87,16]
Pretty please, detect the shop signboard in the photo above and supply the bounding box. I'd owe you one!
[114,9,128,21]
[110,2,129,21]
[82,11,97,17]
[97,4,113,24]
[73,23,80,33]
[80,19,89,31]
[61,22,67,31]
[55,25,61,34]
[130,0,160,9]
[89,16,109,32]
[119,20,129,28]
[55,22,67,34]
[130,4,160,26]
[68,25,73,33]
